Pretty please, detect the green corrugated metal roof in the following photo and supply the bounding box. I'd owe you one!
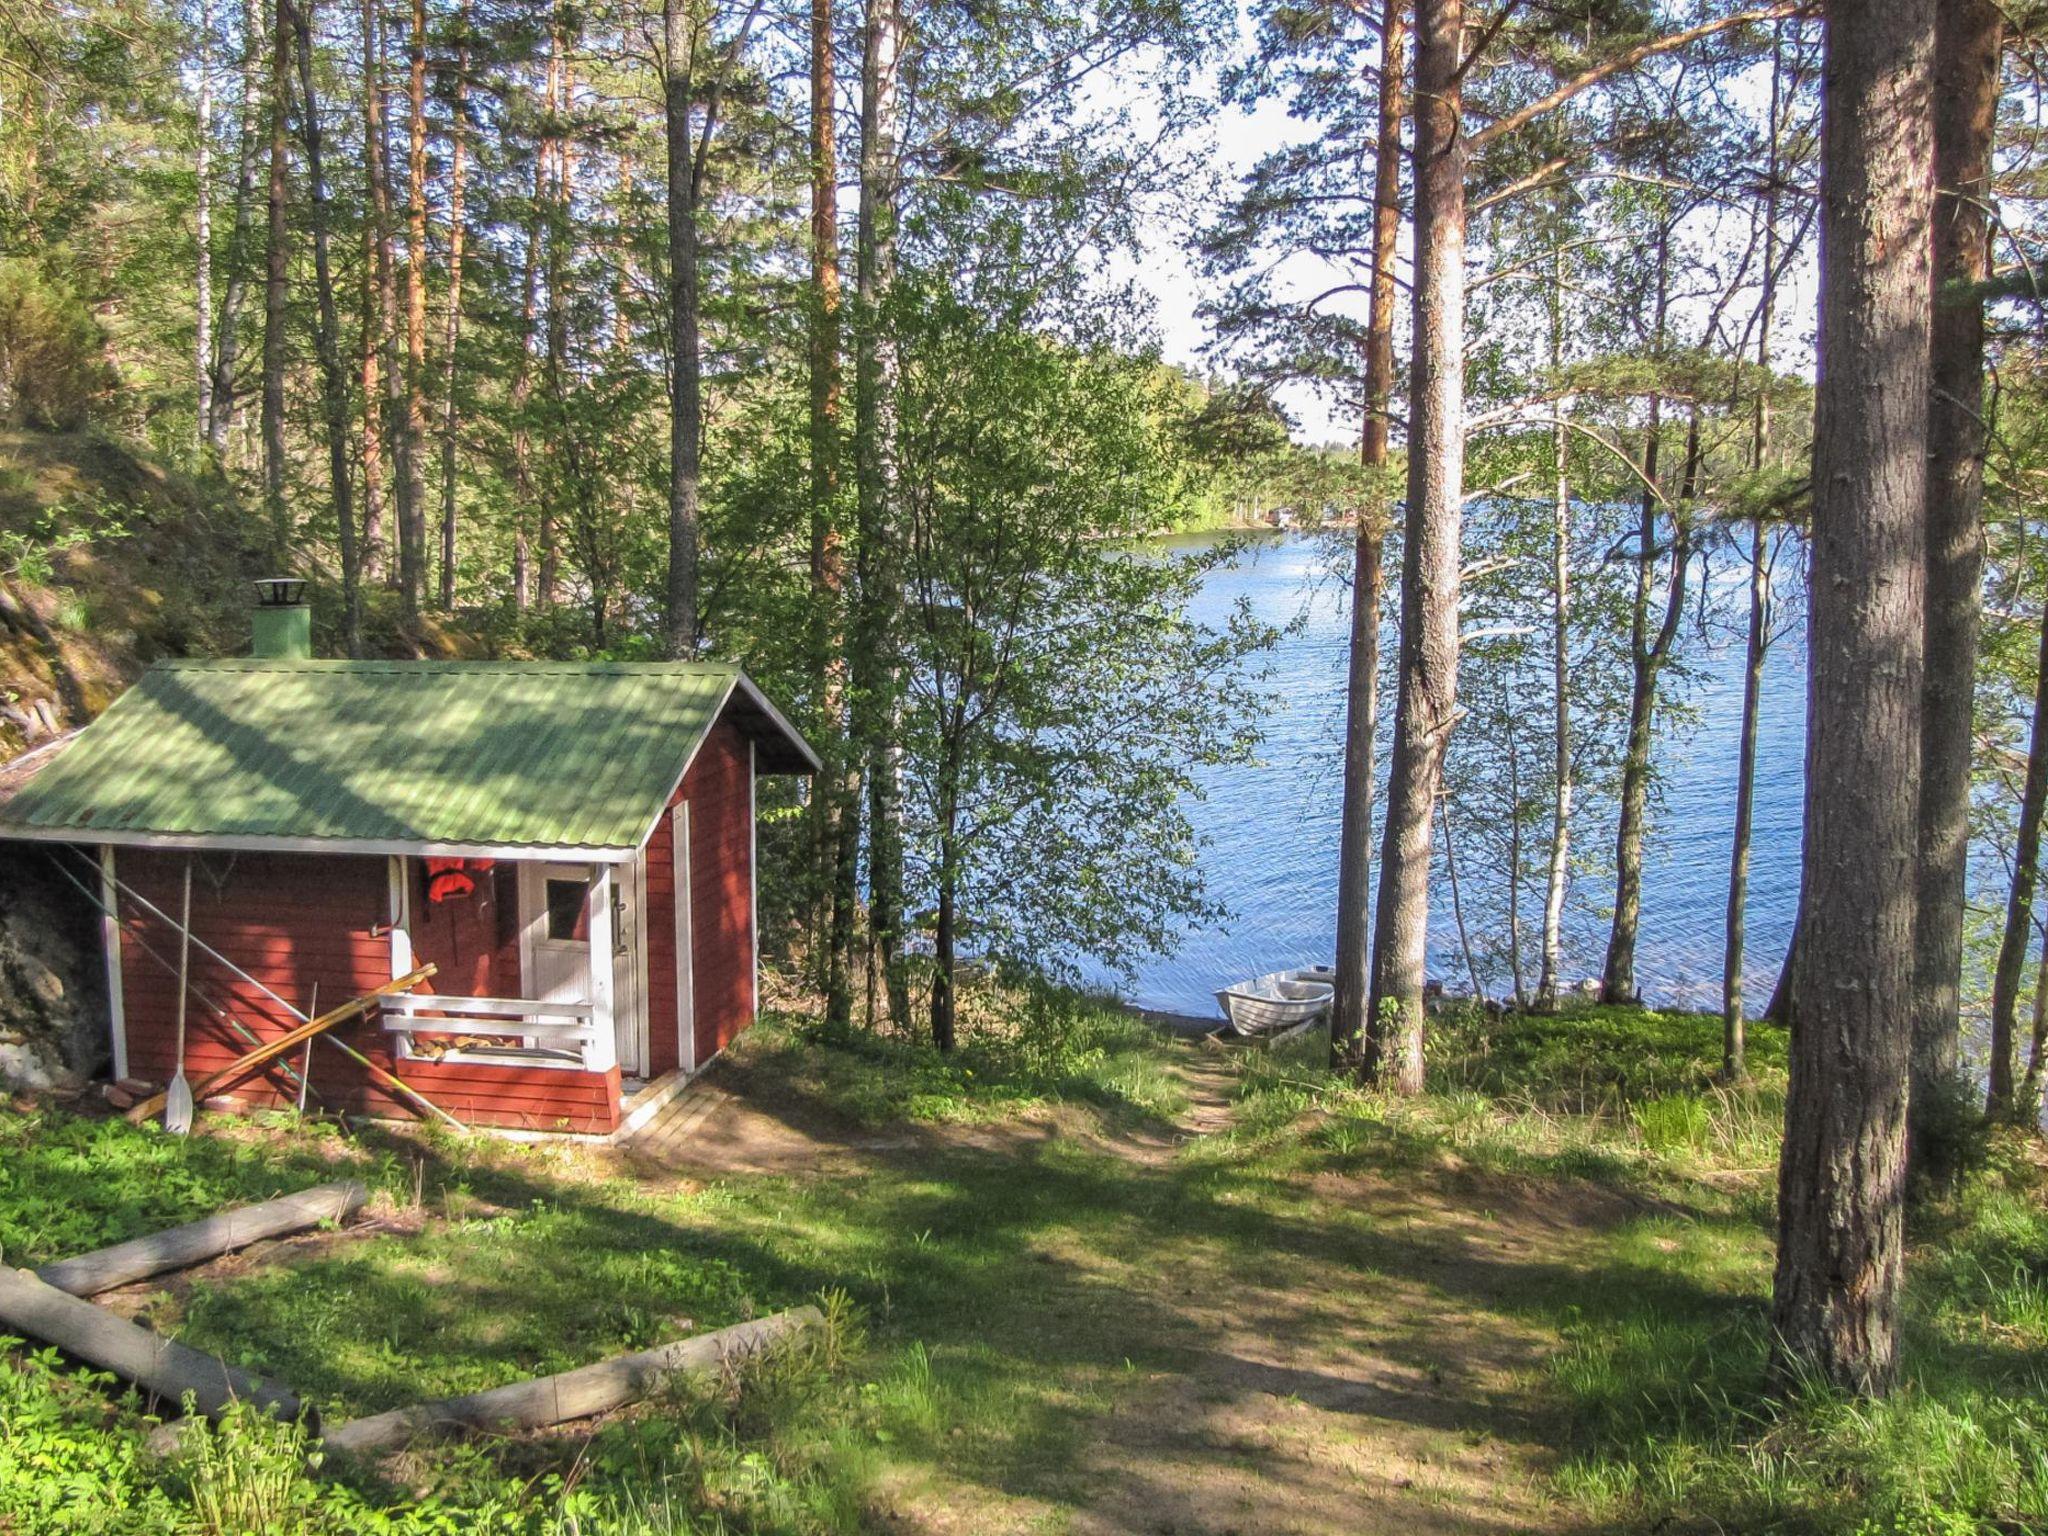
[0,659,809,853]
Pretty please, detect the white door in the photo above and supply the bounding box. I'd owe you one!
[521,863,593,1007]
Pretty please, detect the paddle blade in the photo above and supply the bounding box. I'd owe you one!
[164,1072,194,1136]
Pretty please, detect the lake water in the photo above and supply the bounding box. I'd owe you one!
[1083,532,1809,1018]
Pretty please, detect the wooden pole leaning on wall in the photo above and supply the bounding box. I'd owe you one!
[322,1306,823,1455]
[72,850,468,1132]
[34,1182,369,1298]
[124,967,436,1125]
[0,1264,307,1425]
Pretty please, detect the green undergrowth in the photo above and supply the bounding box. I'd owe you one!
[4,998,2046,1533]
[1209,1003,2048,1534]
[730,985,1189,1129]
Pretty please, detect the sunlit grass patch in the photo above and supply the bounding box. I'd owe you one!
[736,982,1189,1129]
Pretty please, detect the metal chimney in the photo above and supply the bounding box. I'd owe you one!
[250,577,312,660]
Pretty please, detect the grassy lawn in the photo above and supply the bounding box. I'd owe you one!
[2,994,2044,1534]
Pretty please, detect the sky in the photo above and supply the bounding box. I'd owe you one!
[1121,14,1818,453]
[1114,23,1367,450]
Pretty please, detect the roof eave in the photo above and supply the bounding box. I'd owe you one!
[732,673,824,774]
[0,823,642,864]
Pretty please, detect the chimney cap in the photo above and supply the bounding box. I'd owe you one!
[254,576,307,608]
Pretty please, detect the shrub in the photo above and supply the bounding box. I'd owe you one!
[0,261,115,430]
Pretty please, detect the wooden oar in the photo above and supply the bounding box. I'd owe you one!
[125,967,435,1125]
[163,861,195,1135]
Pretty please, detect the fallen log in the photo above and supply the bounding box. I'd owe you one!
[0,1263,305,1424]
[321,1306,823,1456]
[35,1181,369,1298]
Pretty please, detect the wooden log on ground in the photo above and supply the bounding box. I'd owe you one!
[35,1181,369,1298]
[0,1263,305,1423]
[322,1306,823,1456]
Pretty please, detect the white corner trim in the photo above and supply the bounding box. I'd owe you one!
[586,862,617,1073]
[672,802,695,1074]
[749,739,759,1022]
[99,846,128,1082]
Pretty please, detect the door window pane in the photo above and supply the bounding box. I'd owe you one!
[544,878,589,941]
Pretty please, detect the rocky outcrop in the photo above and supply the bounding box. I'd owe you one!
[0,849,105,1088]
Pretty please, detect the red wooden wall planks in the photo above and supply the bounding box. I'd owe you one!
[112,848,619,1134]
[100,713,763,1133]
[643,720,756,1076]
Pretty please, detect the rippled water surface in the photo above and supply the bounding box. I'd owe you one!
[1083,532,1808,1018]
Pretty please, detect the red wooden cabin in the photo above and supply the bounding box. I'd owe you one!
[0,593,817,1136]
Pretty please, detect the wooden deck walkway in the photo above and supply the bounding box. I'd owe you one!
[621,1079,734,1159]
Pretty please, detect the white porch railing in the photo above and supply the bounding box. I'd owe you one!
[383,993,598,1070]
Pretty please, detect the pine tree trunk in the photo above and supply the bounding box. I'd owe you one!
[398,0,431,616]
[1724,525,1769,1076]
[436,0,470,612]
[853,0,910,1031]
[371,0,412,597]
[196,0,215,450]
[1504,710,1526,1006]
[1364,0,1463,1095]
[809,0,858,1030]
[206,0,262,457]
[1601,227,1689,1006]
[1772,0,1934,1398]
[663,0,701,656]
[1988,597,2048,1119]
[540,41,573,610]
[1912,0,1999,1138]
[1330,0,1403,1073]
[1725,27,1788,1079]
[2021,940,2048,1124]
[1439,794,1483,1003]
[931,737,961,1052]
[259,0,291,546]
[284,0,358,655]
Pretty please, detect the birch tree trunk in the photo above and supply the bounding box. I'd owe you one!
[1536,228,1570,1013]
[206,0,263,457]
[854,0,911,1033]
[663,0,700,655]
[259,0,291,545]
[436,0,470,612]
[1364,0,1463,1094]
[284,0,358,655]
[1912,0,1999,1137]
[1330,0,1404,1073]
[810,0,859,1029]
[1772,0,1933,1397]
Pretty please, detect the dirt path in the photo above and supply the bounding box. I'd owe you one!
[623,1044,1588,1535]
